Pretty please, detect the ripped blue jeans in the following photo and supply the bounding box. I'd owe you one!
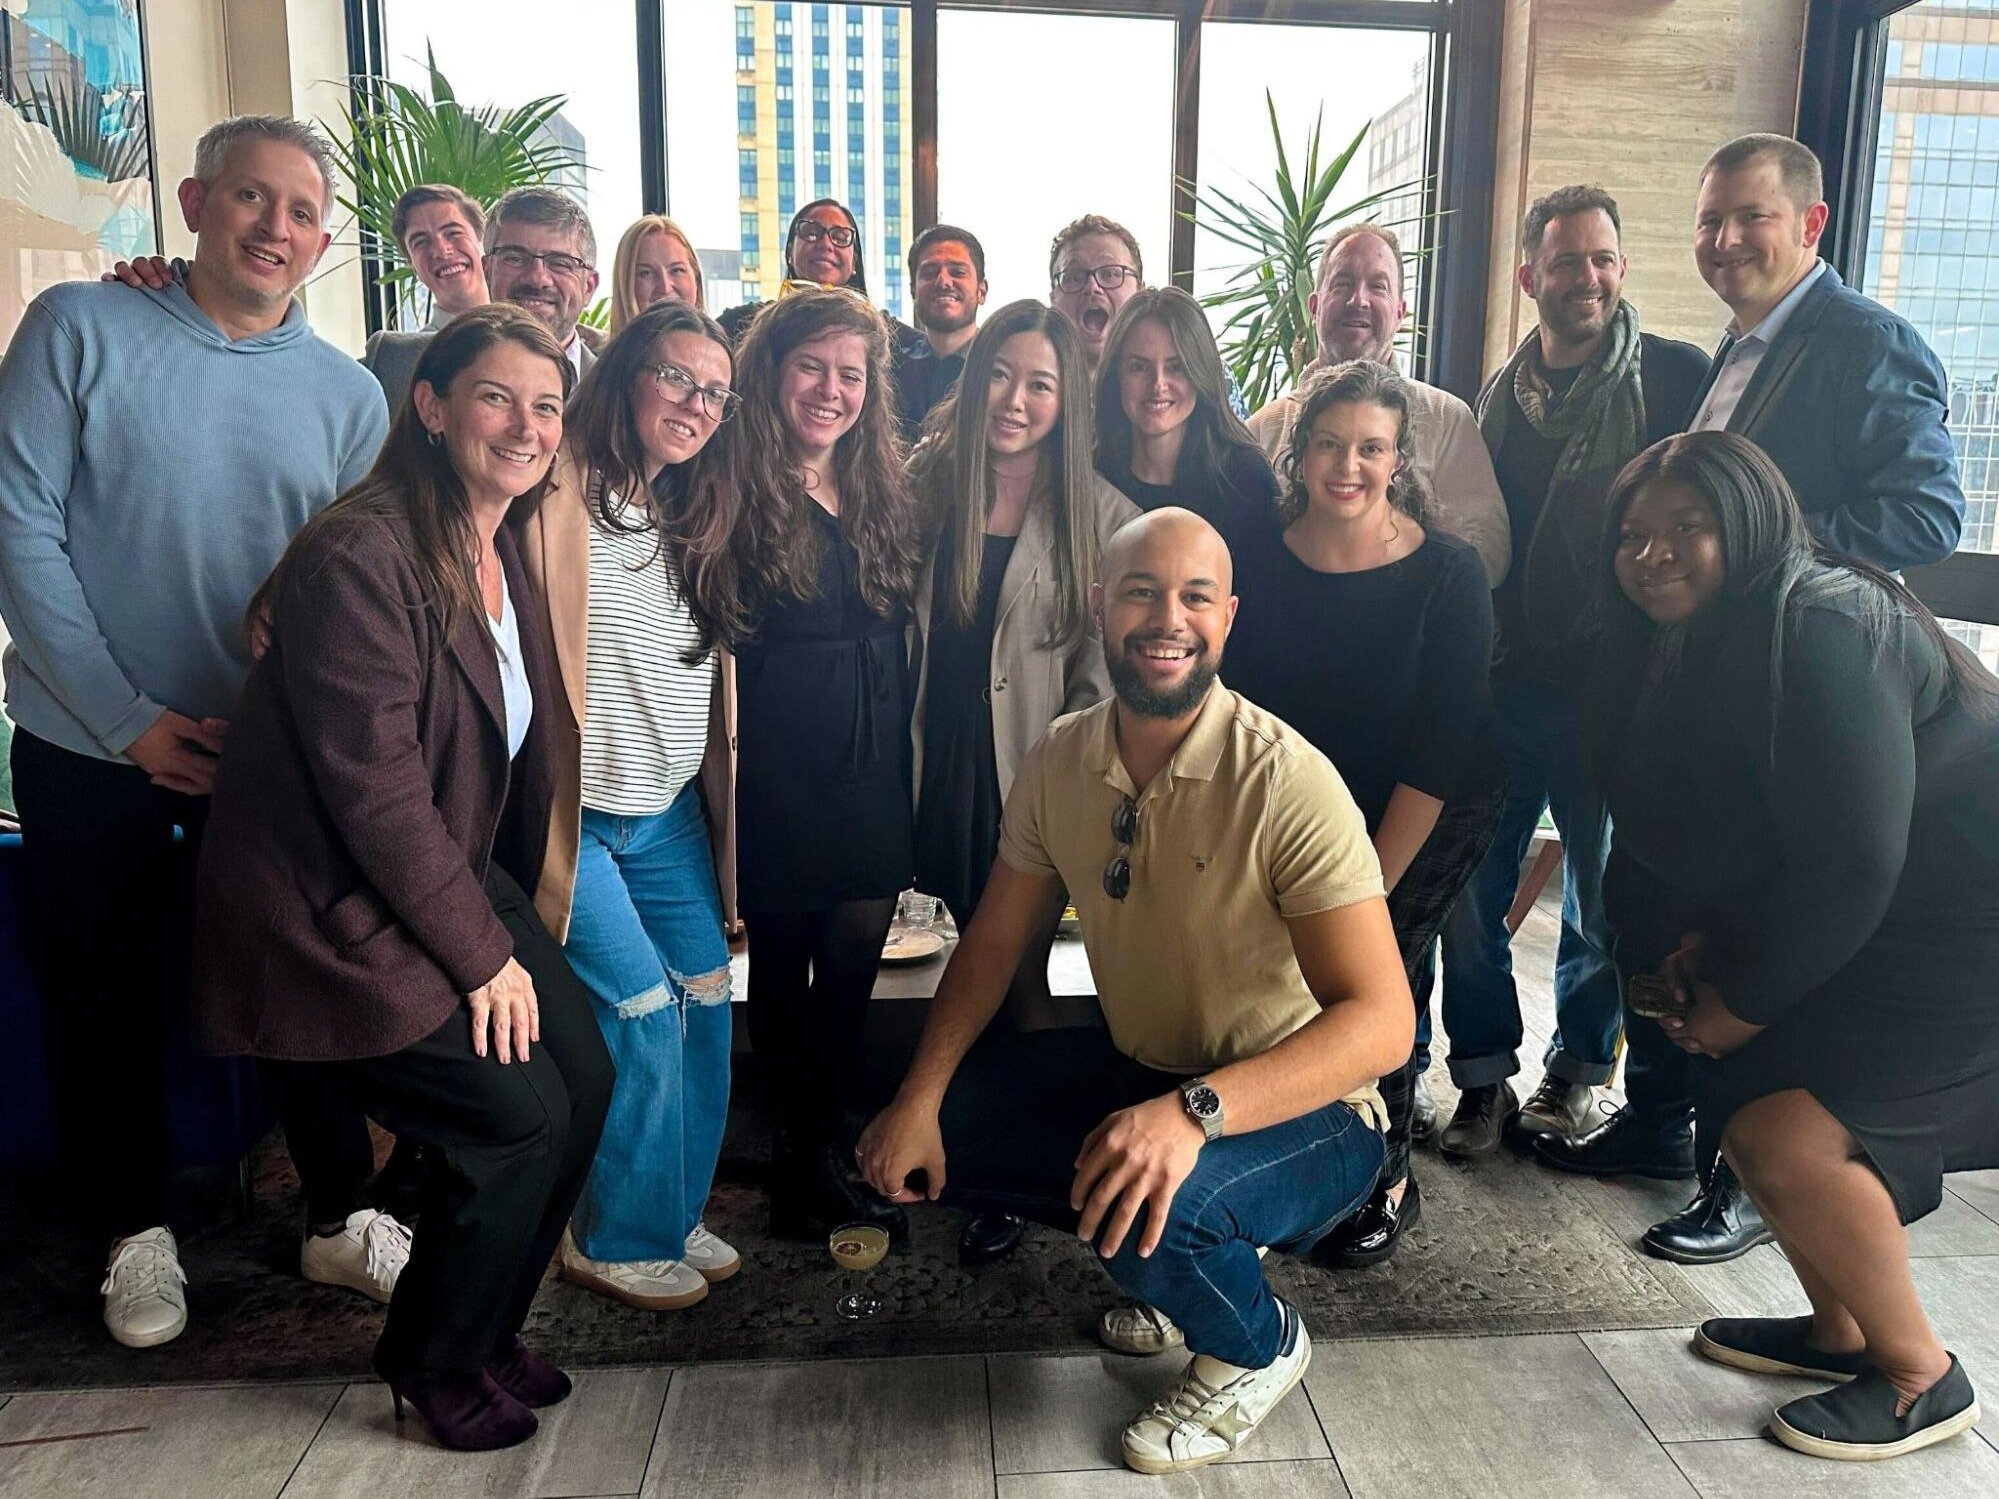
[565,784,733,1263]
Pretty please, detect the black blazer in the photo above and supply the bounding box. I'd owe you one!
[1690,264,1964,571]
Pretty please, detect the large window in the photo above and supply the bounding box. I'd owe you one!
[936,10,1175,311]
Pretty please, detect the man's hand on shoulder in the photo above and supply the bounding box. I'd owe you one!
[100,256,181,291]
[856,1097,947,1205]
[1071,1093,1204,1260]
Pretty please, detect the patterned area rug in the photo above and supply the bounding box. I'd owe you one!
[0,1092,1715,1390]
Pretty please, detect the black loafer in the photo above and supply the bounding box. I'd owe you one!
[1641,1162,1772,1264]
[1694,1315,1865,1382]
[958,1211,1024,1267]
[1532,1105,1697,1181]
[1314,1175,1422,1268]
[1773,1355,1981,1461]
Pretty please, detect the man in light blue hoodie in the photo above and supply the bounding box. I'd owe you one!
[0,116,395,1349]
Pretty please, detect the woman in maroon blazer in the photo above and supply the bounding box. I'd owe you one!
[193,306,613,1453]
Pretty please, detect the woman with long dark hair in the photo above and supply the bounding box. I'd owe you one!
[1594,430,1998,1461]
[1225,361,1503,1269]
[724,287,921,1241]
[513,300,748,1313]
[1092,287,1276,534]
[193,306,613,1451]
[718,199,894,345]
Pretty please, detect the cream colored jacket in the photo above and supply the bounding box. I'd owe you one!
[910,475,1140,806]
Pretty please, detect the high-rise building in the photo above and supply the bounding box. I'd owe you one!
[1362,59,1431,361]
[736,3,913,319]
[1863,2,1999,664]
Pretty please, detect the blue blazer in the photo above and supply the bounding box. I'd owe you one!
[1690,265,1964,571]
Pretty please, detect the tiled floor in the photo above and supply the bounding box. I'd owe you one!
[5,904,1996,1497]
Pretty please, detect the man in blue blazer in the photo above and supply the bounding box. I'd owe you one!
[1687,132,1965,570]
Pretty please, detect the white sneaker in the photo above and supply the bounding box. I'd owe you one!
[1121,1303,1313,1475]
[101,1226,188,1349]
[301,1208,411,1304]
[558,1229,708,1310]
[681,1223,741,1283]
[1099,1300,1184,1355]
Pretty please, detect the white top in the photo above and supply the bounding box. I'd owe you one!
[579,494,714,816]
[1693,259,1828,433]
[487,570,533,760]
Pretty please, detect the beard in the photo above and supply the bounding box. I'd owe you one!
[1105,637,1222,720]
[916,294,976,335]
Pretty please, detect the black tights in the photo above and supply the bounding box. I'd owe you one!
[743,897,897,1147]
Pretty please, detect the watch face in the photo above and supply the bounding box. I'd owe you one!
[1185,1084,1221,1119]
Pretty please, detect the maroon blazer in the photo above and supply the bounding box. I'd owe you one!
[193,510,564,1062]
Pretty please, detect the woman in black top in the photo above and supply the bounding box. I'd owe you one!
[1596,431,1998,1462]
[717,199,914,353]
[1226,361,1504,1267]
[1093,287,1276,534]
[723,289,921,1243]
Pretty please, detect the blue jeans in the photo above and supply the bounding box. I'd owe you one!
[938,1027,1384,1369]
[564,785,733,1262]
[1438,678,1623,1088]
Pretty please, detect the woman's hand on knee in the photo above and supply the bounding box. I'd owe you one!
[466,956,541,1064]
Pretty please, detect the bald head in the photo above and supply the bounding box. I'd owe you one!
[1095,507,1238,721]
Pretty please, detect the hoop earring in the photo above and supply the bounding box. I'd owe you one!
[427,429,443,448]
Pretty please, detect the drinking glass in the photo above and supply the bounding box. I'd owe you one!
[896,889,941,932]
[827,1222,888,1319]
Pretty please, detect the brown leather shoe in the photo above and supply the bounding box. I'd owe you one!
[1437,1083,1519,1158]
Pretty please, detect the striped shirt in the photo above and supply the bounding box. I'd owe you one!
[579,495,714,816]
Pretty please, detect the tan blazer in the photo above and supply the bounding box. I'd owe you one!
[515,446,739,942]
[910,474,1140,805]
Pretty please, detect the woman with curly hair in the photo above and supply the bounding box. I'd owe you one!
[721,287,922,1240]
[1223,360,1503,1270]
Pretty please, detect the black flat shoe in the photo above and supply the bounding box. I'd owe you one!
[1641,1161,1772,1264]
[1694,1315,1865,1383]
[958,1212,1024,1267]
[1772,1356,1981,1461]
[1314,1176,1422,1268]
[1532,1105,1696,1181]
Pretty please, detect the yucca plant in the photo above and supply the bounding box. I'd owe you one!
[325,45,583,303]
[1186,92,1429,412]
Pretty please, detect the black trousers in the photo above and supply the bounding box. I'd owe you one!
[264,866,614,1379]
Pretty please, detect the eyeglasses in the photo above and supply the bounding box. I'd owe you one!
[490,245,594,279]
[793,221,857,249]
[1055,263,1137,294]
[1102,794,1139,901]
[652,362,740,422]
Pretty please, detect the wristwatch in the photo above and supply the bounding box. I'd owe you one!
[1179,1078,1224,1144]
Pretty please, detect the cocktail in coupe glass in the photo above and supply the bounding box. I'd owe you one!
[828,1222,889,1319]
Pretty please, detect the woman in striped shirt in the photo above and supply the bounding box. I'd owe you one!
[517,300,749,1313]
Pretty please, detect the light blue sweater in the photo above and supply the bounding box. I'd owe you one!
[0,281,389,761]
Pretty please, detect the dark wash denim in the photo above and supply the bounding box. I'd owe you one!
[937,1025,1384,1368]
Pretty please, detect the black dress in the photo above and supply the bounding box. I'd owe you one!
[912,532,1015,917]
[1602,593,1999,1222]
[735,502,913,912]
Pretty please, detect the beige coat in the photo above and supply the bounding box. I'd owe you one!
[516,447,738,942]
[910,474,1140,805]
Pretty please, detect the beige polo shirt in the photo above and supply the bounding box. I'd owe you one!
[998,685,1387,1126]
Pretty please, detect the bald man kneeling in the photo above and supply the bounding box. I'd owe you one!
[858,509,1412,1474]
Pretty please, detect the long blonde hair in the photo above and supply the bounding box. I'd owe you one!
[609,215,707,333]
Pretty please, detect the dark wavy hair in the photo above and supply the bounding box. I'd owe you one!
[1093,287,1266,507]
[906,299,1099,650]
[259,304,571,637]
[1275,360,1433,529]
[722,288,918,620]
[786,198,868,294]
[1592,431,1997,770]
[561,299,747,657]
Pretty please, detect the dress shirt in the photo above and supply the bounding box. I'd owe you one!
[1693,260,1828,432]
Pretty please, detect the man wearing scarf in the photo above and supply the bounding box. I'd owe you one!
[1435,188,1710,1191]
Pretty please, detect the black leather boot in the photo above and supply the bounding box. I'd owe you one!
[1532,1104,1697,1180]
[766,1130,908,1245]
[1642,1159,1774,1264]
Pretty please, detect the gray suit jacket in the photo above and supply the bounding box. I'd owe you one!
[362,324,597,415]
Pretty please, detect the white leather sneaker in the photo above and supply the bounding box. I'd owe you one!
[301,1208,411,1304]
[101,1226,188,1349]
[681,1223,741,1283]
[1121,1303,1313,1474]
[1099,1301,1184,1355]
[558,1230,708,1310]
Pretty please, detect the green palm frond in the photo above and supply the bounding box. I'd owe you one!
[1181,90,1434,411]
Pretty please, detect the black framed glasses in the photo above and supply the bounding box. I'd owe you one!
[653,362,740,422]
[1055,263,1136,294]
[793,221,857,249]
[1103,794,1139,901]
[489,245,594,279]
